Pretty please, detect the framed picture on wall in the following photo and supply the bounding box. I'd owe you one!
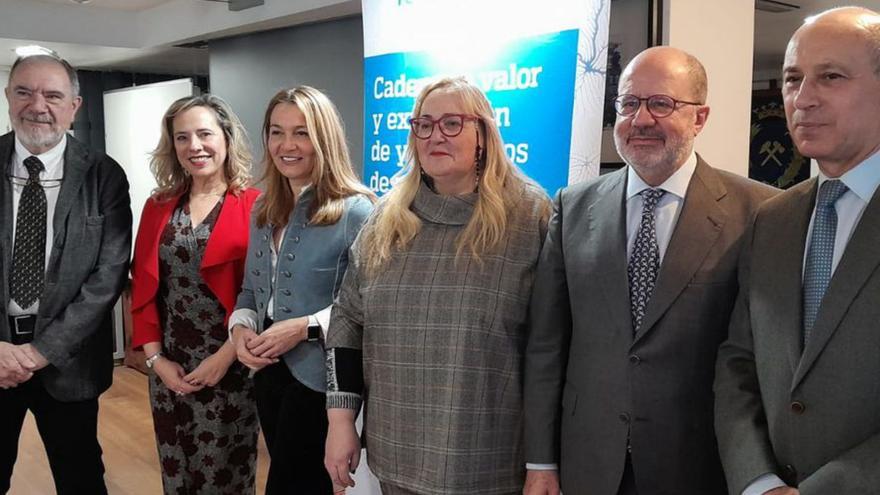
[749,88,809,189]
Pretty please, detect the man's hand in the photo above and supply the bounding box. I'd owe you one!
[0,342,36,388]
[231,325,277,371]
[19,344,49,371]
[765,488,799,495]
[246,317,308,359]
[523,469,561,495]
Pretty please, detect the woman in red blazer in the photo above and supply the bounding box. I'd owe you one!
[130,94,260,495]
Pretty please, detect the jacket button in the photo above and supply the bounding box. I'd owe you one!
[293,236,300,243]
[251,269,260,276]
[629,355,641,365]
[258,288,265,293]
[286,253,295,260]
[618,412,630,424]
[281,306,291,313]
[281,289,291,296]
[790,401,805,414]
[256,250,263,258]
[283,271,292,278]
[262,234,268,241]
[783,464,797,484]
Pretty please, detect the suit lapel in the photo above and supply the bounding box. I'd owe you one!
[794,183,880,388]
[0,134,14,314]
[634,158,724,345]
[587,168,633,337]
[52,136,91,244]
[763,179,814,376]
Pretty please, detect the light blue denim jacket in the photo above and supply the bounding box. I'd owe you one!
[234,189,373,392]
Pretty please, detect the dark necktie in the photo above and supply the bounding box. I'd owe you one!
[628,188,666,334]
[10,156,48,309]
[802,179,849,346]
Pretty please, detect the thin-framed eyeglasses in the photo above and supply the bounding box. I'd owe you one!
[613,94,703,119]
[409,113,480,140]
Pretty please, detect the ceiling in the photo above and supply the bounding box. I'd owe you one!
[0,0,359,75]
[30,0,175,11]
[2,0,879,79]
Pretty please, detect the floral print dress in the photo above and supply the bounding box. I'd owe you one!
[150,197,259,495]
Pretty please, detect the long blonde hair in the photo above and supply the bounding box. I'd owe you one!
[361,76,543,275]
[150,94,252,200]
[254,86,375,228]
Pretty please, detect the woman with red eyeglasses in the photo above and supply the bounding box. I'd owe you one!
[324,77,551,495]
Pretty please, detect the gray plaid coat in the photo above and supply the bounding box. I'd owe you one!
[327,180,549,494]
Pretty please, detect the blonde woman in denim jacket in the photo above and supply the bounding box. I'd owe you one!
[229,86,374,494]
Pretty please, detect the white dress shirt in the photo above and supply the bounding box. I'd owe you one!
[526,152,699,472]
[744,151,880,495]
[7,134,66,316]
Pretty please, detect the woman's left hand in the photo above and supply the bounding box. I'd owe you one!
[246,317,308,359]
[183,343,236,388]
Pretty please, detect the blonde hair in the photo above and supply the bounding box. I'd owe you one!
[361,76,545,275]
[254,87,375,228]
[150,94,252,200]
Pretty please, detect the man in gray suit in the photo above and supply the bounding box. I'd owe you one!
[523,46,775,495]
[714,7,880,495]
[0,51,131,493]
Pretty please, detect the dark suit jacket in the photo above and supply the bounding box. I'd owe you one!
[524,157,776,495]
[129,187,259,349]
[715,177,880,494]
[0,132,131,402]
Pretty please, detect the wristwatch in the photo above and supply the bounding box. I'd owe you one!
[307,321,322,342]
[145,351,163,369]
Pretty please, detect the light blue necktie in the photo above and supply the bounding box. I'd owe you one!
[628,188,666,334]
[802,179,849,346]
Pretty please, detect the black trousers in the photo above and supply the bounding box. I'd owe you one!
[254,361,332,495]
[0,376,106,495]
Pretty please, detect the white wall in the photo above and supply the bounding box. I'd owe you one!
[665,0,754,176]
[0,68,10,135]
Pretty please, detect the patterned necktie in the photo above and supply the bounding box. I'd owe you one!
[802,179,849,346]
[10,156,48,309]
[628,188,666,334]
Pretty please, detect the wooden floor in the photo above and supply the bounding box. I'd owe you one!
[9,366,269,495]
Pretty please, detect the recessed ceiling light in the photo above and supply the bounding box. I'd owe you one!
[69,0,92,4]
[14,45,57,57]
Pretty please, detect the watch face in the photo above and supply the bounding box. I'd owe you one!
[308,324,321,341]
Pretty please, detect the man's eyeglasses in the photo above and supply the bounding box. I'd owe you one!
[409,114,480,140]
[613,94,703,119]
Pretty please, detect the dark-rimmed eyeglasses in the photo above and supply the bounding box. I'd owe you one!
[409,114,480,139]
[613,94,703,119]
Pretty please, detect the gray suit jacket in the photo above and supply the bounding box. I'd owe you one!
[524,157,776,495]
[0,132,131,402]
[714,177,880,494]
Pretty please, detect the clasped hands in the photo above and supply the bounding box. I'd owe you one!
[232,316,309,371]
[0,342,49,389]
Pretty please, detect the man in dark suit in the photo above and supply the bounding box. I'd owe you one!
[714,7,880,495]
[523,46,776,495]
[0,51,131,493]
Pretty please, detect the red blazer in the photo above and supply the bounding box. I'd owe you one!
[130,187,260,349]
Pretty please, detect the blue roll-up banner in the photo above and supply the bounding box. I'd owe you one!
[362,0,611,195]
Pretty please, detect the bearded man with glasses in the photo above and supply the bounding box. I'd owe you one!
[523,46,777,495]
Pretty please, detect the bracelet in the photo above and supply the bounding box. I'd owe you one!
[145,351,163,369]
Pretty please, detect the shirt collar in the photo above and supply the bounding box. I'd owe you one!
[817,151,880,203]
[626,151,698,201]
[12,133,67,178]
